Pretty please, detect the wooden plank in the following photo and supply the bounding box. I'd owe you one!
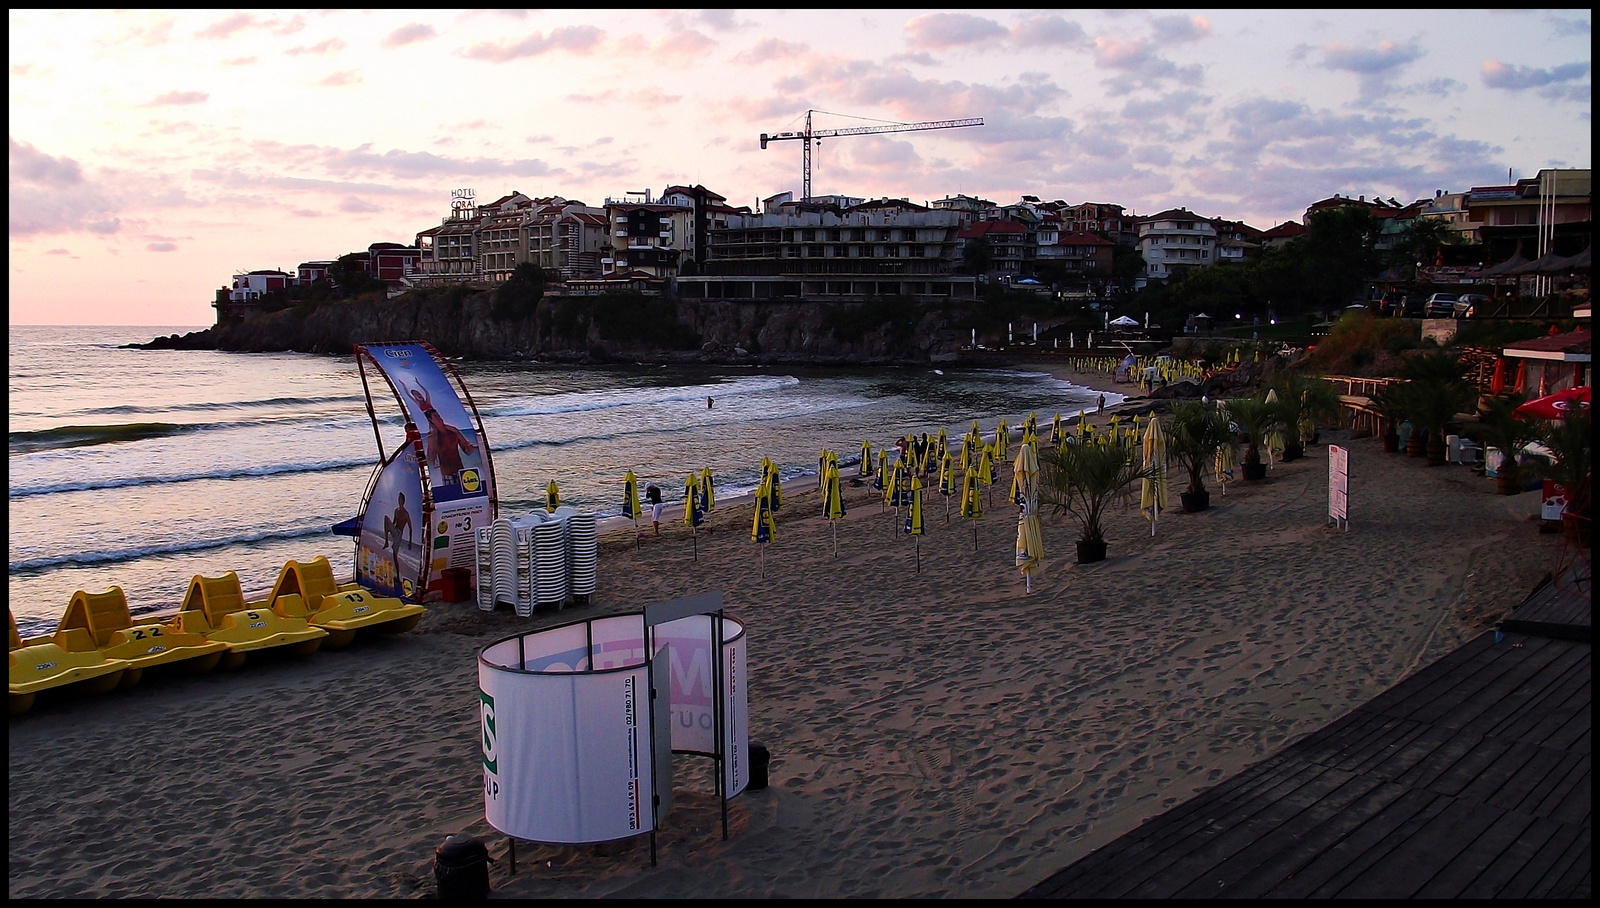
[1531,757,1591,826]
[1333,796,1497,899]
[1165,774,1406,899]
[1263,789,1447,898]
[1411,805,1539,897]
[1495,814,1587,898]
[1453,815,1566,897]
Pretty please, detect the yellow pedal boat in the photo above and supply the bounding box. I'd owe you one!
[264,557,426,649]
[9,611,129,716]
[50,587,230,687]
[175,572,326,668]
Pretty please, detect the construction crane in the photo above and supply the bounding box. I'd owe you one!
[760,109,983,201]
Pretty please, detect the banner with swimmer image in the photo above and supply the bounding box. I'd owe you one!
[354,341,497,601]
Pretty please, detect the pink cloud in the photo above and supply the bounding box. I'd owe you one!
[461,25,603,62]
[905,13,1007,50]
[317,70,362,88]
[286,38,345,57]
[383,23,437,49]
[144,90,209,107]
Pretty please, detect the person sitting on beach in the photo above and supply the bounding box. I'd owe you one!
[645,484,664,536]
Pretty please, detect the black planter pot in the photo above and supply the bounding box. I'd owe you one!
[1382,433,1400,453]
[1075,539,1108,564]
[1180,490,1211,513]
[1241,462,1267,481]
[1283,445,1304,462]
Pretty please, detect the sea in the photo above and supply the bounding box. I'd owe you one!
[8,325,1120,637]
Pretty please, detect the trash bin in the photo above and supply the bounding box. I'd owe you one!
[434,833,490,898]
[440,568,473,603]
[749,744,770,791]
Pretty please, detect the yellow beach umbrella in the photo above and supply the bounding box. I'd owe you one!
[995,420,1009,460]
[1051,412,1063,444]
[823,461,845,556]
[684,472,704,561]
[699,466,714,513]
[977,444,995,506]
[905,473,926,572]
[936,428,949,462]
[874,449,888,491]
[1014,442,1043,592]
[1141,463,1168,536]
[1142,413,1167,473]
[938,450,954,522]
[545,480,560,513]
[960,468,983,552]
[859,441,874,478]
[751,474,777,577]
[623,470,642,549]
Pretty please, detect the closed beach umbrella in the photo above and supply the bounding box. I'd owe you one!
[938,450,954,522]
[905,474,925,573]
[824,462,846,556]
[874,449,888,491]
[859,441,874,478]
[1141,462,1169,536]
[1051,412,1063,444]
[1014,442,1043,592]
[700,466,716,513]
[995,420,1009,460]
[623,471,641,520]
[623,470,642,549]
[684,474,704,527]
[766,459,783,511]
[960,468,983,552]
[1214,439,1236,497]
[936,428,949,462]
[752,472,777,577]
[977,444,996,505]
[1141,414,1167,472]
[546,480,560,513]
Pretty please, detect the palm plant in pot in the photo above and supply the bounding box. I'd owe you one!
[1367,381,1410,453]
[1037,437,1156,563]
[1525,409,1591,545]
[1268,374,1343,461]
[1163,400,1233,512]
[1466,392,1540,495]
[1397,352,1477,466]
[1225,394,1280,481]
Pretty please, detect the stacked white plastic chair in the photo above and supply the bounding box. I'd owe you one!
[509,513,544,617]
[475,526,495,612]
[490,517,518,612]
[566,511,598,599]
[534,511,569,610]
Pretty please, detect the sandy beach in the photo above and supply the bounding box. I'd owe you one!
[8,368,1570,899]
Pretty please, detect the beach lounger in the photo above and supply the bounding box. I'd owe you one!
[9,611,130,716]
[264,557,426,649]
[177,572,327,668]
[53,587,229,686]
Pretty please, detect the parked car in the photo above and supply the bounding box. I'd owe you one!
[1425,293,1459,318]
[1454,293,1488,317]
[1378,291,1410,317]
[1402,295,1427,318]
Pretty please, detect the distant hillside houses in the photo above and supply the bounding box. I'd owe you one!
[216,167,1590,320]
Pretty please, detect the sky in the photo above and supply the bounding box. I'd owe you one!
[8,9,1592,327]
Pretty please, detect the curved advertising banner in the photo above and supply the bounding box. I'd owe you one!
[354,342,496,600]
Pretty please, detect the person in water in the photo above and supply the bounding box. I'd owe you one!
[408,383,479,485]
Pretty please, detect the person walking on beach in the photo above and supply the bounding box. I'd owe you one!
[1097,393,1106,415]
[645,484,664,536]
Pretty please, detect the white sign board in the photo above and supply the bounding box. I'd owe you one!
[1328,444,1349,530]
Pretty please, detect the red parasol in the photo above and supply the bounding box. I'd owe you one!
[1490,358,1506,395]
[1515,385,1590,420]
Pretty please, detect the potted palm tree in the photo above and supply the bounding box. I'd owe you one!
[1225,394,1280,481]
[1526,409,1591,545]
[1163,400,1233,512]
[1037,437,1155,563]
[1466,393,1540,495]
[1269,374,1343,461]
[1398,352,1477,466]
[1367,382,1409,453]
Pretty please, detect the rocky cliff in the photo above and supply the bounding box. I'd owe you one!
[140,287,981,365]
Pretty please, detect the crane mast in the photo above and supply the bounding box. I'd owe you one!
[760,110,983,201]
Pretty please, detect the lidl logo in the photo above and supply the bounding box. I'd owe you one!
[401,578,415,598]
[460,469,481,493]
[437,520,449,534]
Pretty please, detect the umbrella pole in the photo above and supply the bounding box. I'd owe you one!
[634,517,640,551]
[693,526,699,562]
[832,520,838,558]
[760,543,766,578]
[915,538,920,574]
[973,524,978,553]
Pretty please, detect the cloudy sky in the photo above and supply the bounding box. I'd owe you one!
[8,9,1592,326]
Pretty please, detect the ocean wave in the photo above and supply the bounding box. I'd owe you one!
[7,455,376,499]
[483,374,801,419]
[8,522,339,574]
[72,393,368,417]
[9,422,205,454]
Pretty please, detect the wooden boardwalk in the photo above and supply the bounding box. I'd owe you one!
[1021,564,1591,899]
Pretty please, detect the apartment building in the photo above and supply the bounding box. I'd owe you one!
[677,201,976,301]
[1138,208,1217,283]
[1466,168,1592,264]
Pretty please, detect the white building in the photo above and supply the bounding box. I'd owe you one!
[1137,208,1217,283]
